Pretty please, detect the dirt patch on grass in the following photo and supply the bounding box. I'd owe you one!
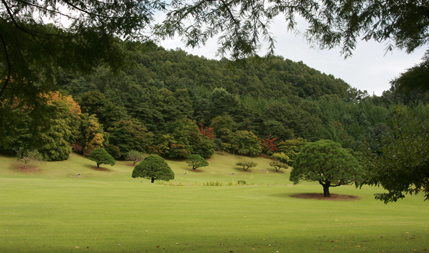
[125,163,135,167]
[90,166,111,172]
[14,165,40,173]
[290,193,361,201]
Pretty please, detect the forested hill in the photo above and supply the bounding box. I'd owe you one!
[61,43,351,101]
[4,42,429,163]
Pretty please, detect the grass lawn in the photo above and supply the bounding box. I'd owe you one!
[0,152,428,252]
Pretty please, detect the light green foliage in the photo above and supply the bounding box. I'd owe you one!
[271,152,290,164]
[236,160,257,171]
[229,130,262,156]
[125,150,145,166]
[37,98,80,161]
[80,114,105,157]
[88,148,115,168]
[186,154,209,170]
[132,154,174,183]
[275,138,307,165]
[16,147,43,168]
[290,140,362,197]
[104,144,122,160]
[269,160,289,172]
[359,106,429,203]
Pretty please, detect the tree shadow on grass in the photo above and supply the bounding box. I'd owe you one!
[85,164,111,172]
[185,167,204,172]
[271,192,361,201]
[233,167,253,173]
[264,168,286,173]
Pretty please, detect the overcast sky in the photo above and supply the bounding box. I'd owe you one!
[157,15,427,96]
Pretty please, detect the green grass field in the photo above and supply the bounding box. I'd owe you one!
[1,152,428,252]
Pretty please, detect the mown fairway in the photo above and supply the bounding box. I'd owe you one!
[1,153,428,253]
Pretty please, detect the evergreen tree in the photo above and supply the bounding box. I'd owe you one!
[290,140,362,197]
[88,148,115,168]
[132,155,174,183]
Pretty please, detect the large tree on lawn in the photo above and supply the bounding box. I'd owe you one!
[132,155,174,183]
[290,140,362,197]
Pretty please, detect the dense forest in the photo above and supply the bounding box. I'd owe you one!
[2,42,429,165]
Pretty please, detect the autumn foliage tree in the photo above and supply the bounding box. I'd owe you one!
[198,122,214,140]
[80,114,104,157]
[259,135,278,155]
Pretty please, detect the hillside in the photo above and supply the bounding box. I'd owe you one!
[0,152,293,186]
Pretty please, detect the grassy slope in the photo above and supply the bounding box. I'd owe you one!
[0,152,428,253]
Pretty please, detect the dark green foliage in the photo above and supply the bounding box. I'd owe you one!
[132,154,174,183]
[0,93,80,161]
[78,91,129,130]
[0,0,164,144]
[186,154,209,170]
[236,161,257,171]
[88,148,115,168]
[359,107,429,203]
[104,144,122,160]
[108,119,154,156]
[210,115,236,143]
[290,140,362,197]
[159,0,429,59]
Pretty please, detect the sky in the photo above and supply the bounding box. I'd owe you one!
[157,16,427,96]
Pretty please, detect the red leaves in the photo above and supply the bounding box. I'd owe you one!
[259,135,278,153]
[198,122,214,140]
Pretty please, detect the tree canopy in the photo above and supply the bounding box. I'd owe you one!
[359,107,429,203]
[0,0,164,144]
[290,140,362,197]
[88,148,115,168]
[132,154,174,183]
[158,0,429,59]
[186,154,209,170]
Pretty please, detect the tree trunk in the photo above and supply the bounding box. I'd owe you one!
[323,184,331,197]
[151,177,155,183]
[97,163,100,168]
